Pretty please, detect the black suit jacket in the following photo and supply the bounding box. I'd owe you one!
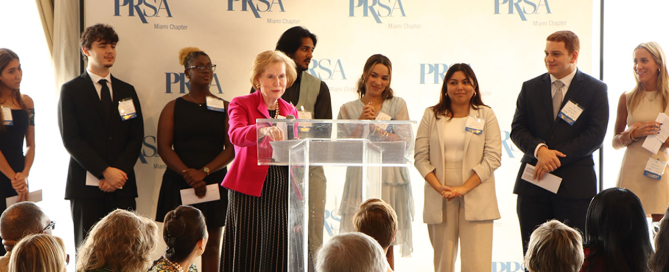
[511,69,609,199]
[58,72,144,199]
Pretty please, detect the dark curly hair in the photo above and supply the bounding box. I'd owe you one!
[80,24,119,61]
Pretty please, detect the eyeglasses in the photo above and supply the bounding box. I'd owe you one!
[187,65,217,72]
[42,220,56,233]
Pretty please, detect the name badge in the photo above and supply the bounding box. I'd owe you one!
[644,157,667,180]
[1,106,12,126]
[465,116,485,135]
[206,96,225,112]
[375,112,392,130]
[558,100,584,125]
[118,98,137,121]
[297,110,312,120]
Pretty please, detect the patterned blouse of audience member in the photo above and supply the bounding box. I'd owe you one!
[76,209,158,272]
[149,205,207,272]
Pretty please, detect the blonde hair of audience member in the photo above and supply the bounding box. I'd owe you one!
[650,206,669,272]
[76,209,158,272]
[8,234,67,272]
[353,198,397,251]
[249,50,296,91]
[626,42,669,113]
[316,232,386,272]
[524,220,584,272]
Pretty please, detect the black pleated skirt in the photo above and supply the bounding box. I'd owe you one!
[220,166,288,272]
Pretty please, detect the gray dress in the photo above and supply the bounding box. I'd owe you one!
[337,96,415,256]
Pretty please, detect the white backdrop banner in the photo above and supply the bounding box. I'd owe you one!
[85,0,594,270]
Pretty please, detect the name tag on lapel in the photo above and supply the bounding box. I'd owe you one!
[465,116,484,135]
[558,100,584,125]
[118,98,137,121]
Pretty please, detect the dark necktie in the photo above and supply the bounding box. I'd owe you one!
[99,79,112,122]
[553,80,564,120]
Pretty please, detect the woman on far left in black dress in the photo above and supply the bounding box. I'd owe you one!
[0,49,34,256]
[155,47,234,272]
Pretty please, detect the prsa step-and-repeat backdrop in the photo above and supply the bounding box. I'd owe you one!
[85,0,594,271]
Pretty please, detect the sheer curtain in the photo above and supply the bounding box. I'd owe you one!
[35,0,80,88]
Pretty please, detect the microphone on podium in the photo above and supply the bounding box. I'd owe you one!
[286,114,296,140]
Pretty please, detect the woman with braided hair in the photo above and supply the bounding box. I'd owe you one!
[149,205,208,272]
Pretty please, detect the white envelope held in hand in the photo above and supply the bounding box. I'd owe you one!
[180,184,221,205]
[6,189,43,207]
[521,164,563,194]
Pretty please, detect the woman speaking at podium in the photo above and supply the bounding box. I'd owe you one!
[220,50,298,272]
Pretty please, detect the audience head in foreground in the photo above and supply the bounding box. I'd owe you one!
[523,220,583,272]
[650,205,669,272]
[149,205,208,272]
[353,198,397,253]
[582,187,652,272]
[8,234,67,272]
[0,202,52,253]
[316,232,386,272]
[76,209,158,272]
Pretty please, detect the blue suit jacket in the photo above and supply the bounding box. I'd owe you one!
[510,69,609,199]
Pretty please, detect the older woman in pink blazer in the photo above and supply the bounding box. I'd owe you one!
[220,50,299,272]
[414,64,501,272]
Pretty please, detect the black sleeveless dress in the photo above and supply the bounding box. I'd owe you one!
[0,109,29,203]
[0,109,29,256]
[155,98,229,227]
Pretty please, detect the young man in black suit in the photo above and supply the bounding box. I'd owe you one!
[58,24,144,249]
[510,30,609,255]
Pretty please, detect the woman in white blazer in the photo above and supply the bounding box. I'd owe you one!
[414,63,501,272]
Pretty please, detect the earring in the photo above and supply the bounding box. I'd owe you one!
[474,91,477,96]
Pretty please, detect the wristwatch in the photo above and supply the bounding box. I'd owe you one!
[203,167,210,176]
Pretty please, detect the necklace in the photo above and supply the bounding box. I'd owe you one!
[645,91,659,102]
[188,93,205,107]
[270,100,279,119]
[163,257,184,272]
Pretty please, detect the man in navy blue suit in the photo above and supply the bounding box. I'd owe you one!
[510,30,609,255]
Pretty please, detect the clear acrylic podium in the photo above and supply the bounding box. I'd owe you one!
[256,119,415,272]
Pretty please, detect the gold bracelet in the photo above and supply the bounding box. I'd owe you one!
[630,128,638,142]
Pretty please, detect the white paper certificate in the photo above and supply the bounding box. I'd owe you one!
[642,113,669,154]
[180,184,221,205]
[521,164,563,194]
[6,190,43,206]
[85,171,100,186]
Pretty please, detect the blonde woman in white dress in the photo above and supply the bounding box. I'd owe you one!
[613,41,669,215]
